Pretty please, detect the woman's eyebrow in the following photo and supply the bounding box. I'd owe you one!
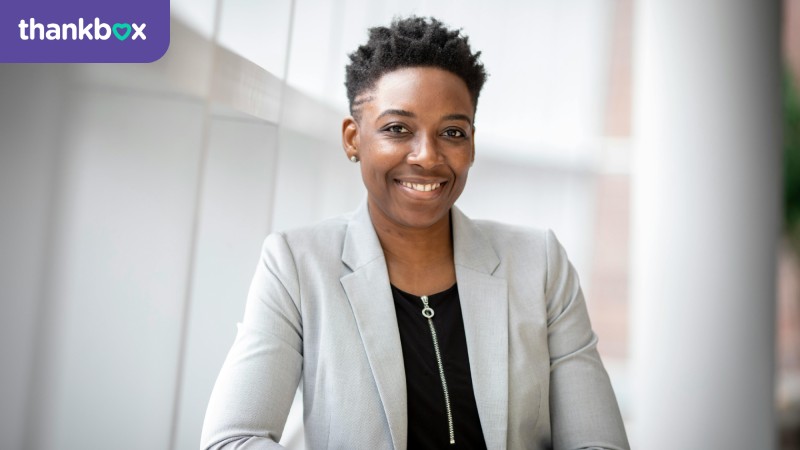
[441,113,473,124]
[375,110,473,125]
[376,109,415,121]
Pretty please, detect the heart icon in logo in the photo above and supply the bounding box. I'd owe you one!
[112,23,132,41]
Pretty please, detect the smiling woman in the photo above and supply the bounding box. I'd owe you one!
[343,67,474,242]
[201,16,629,450]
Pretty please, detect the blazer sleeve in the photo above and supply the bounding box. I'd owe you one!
[544,229,630,450]
[200,232,303,450]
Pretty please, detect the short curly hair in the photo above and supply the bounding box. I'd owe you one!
[345,16,488,119]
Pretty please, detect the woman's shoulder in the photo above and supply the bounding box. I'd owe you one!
[471,218,548,238]
[462,216,571,272]
[265,212,352,257]
[468,217,552,251]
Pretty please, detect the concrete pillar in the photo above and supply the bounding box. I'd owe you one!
[630,1,781,449]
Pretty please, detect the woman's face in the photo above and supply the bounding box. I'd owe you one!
[342,66,475,230]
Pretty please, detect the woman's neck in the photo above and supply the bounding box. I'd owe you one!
[368,203,456,296]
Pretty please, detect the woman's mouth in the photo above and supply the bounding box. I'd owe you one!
[398,181,443,192]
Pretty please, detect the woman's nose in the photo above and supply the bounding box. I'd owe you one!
[407,133,443,169]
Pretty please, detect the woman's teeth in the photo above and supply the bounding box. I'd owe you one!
[400,181,442,192]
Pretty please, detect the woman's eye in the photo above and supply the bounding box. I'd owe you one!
[385,125,409,134]
[443,129,465,138]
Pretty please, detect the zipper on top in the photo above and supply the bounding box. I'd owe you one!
[420,295,456,445]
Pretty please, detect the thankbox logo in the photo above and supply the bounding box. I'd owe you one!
[18,18,146,41]
[1,0,169,63]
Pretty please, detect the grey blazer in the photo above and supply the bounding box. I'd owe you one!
[201,201,629,450]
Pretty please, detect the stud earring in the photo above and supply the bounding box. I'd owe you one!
[350,155,359,163]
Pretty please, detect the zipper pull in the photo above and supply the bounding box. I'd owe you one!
[420,295,435,318]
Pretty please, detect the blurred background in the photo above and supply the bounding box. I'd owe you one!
[0,0,794,449]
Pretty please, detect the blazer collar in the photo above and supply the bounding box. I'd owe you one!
[341,200,502,273]
[341,200,384,272]
[451,204,501,274]
[340,200,509,450]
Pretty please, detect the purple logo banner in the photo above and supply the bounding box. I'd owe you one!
[0,0,170,63]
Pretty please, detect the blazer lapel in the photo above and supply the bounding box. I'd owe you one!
[340,201,407,450]
[452,205,509,450]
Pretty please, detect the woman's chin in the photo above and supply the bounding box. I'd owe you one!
[389,204,452,230]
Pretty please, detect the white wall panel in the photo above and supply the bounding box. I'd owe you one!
[217,0,293,77]
[172,0,219,40]
[270,128,364,232]
[0,66,68,450]
[36,89,206,450]
[174,117,278,450]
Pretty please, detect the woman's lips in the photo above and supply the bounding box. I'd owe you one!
[395,179,447,199]
[399,180,442,192]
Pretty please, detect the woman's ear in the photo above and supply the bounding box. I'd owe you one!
[342,116,360,162]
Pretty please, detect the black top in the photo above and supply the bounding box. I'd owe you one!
[391,283,488,449]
